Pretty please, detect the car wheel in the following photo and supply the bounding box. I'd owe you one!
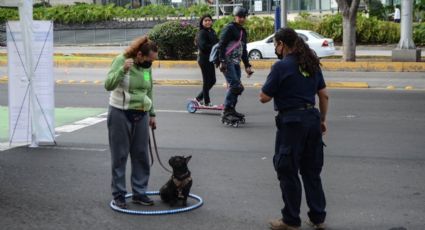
[249,50,262,60]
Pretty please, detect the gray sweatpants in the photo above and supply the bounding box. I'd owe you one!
[107,106,150,199]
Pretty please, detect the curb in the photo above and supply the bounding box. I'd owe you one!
[0,77,369,89]
[2,59,424,72]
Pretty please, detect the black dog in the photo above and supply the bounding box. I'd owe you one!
[160,155,192,206]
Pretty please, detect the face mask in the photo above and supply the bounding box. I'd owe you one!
[138,61,152,69]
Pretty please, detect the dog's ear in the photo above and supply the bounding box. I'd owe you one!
[185,155,192,164]
[169,157,175,167]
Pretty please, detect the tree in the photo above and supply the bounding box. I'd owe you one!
[336,0,361,61]
[398,0,415,49]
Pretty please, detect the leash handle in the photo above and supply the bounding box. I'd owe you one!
[150,128,173,173]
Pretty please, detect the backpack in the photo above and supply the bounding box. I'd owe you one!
[209,43,220,63]
[209,30,243,64]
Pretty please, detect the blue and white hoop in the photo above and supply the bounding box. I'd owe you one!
[109,191,203,215]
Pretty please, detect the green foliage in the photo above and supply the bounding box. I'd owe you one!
[0,7,19,23]
[184,4,214,17]
[413,23,425,45]
[367,0,386,20]
[245,16,275,42]
[289,12,319,31]
[148,21,198,60]
[1,3,213,24]
[316,13,343,42]
[213,16,274,42]
[212,16,233,38]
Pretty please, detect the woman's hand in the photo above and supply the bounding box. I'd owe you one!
[245,67,254,77]
[149,117,157,130]
[123,58,134,73]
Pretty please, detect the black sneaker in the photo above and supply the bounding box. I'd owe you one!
[132,194,154,206]
[114,196,127,209]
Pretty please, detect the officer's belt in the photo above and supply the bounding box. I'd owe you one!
[279,104,314,114]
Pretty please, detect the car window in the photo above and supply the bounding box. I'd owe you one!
[266,37,273,43]
[309,32,325,39]
[297,33,308,41]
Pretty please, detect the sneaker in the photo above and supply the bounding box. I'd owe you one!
[114,196,127,209]
[204,102,214,107]
[306,220,326,230]
[132,194,154,206]
[194,98,203,105]
[269,218,300,230]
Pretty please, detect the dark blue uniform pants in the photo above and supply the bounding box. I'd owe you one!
[273,109,326,227]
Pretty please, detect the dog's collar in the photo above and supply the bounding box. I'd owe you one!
[173,171,190,180]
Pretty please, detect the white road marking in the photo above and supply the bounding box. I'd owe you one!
[38,146,107,152]
[0,110,188,151]
[156,109,187,113]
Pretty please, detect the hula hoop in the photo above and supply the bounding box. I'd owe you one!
[109,191,203,215]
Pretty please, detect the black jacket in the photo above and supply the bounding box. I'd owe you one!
[218,22,251,68]
[197,28,219,61]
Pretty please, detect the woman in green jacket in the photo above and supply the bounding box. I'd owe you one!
[105,36,158,209]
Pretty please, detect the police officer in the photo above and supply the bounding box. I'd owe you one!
[259,28,329,230]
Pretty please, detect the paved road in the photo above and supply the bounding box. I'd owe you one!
[1,67,425,89]
[0,85,424,230]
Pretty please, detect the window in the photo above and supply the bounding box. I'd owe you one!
[309,31,325,39]
[297,33,308,41]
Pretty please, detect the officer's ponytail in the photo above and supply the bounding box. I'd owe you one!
[275,28,321,77]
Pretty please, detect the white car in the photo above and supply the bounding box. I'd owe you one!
[247,30,335,59]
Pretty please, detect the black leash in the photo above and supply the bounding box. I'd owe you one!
[149,127,172,173]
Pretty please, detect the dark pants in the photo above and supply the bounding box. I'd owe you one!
[196,59,216,104]
[273,109,326,227]
[223,62,242,109]
[107,106,151,200]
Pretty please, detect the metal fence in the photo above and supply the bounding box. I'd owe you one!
[54,28,151,45]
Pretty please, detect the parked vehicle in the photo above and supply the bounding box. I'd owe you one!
[247,30,335,59]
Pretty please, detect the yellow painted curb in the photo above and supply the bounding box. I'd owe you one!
[94,80,102,84]
[387,85,396,90]
[326,81,369,88]
[405,86,414,90]
[1,58,425,72]
[153,79,202,85]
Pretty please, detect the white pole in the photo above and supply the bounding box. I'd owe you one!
[280,0,287,28]
[18,0,38,147]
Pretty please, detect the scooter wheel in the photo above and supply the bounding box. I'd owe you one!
[240,118,245,124]
[187,101,197,113]
[232,122,239,128]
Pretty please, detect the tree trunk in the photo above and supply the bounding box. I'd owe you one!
[398,0,415,49]
[342,14,356,61]
[336,0,360,62]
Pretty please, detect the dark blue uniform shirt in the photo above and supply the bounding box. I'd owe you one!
[262,54,326,111]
